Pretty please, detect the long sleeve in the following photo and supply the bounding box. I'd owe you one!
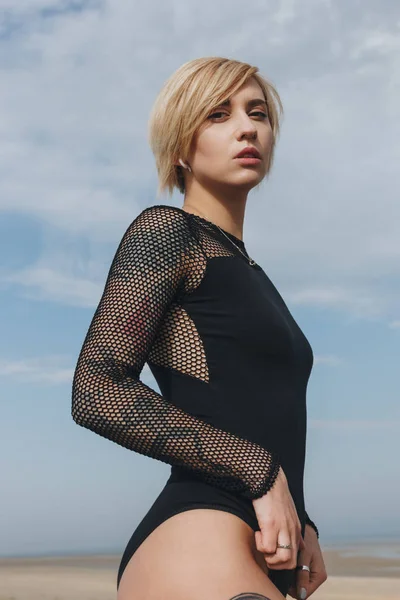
[305,510,319,539]
[71,205,281,500]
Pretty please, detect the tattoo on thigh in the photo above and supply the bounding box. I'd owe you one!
[229,595,272,600]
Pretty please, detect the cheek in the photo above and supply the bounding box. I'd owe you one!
[196,129,227,159]
[196,142,227,169]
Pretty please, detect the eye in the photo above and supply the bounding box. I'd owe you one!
[207,111,268,120]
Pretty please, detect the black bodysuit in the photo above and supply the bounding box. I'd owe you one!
[71,204,319,597]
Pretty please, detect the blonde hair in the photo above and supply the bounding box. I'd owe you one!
[147,56,284,198]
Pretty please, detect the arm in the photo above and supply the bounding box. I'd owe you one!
[71,205,281,500]
[305,510,319,539]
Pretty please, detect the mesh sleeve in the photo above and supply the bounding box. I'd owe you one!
[305,510,319,539]
[71,205,281,500]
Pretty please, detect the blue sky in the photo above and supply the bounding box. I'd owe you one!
[1,0,399,557]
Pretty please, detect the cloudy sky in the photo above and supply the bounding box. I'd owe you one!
[1,0,399,557]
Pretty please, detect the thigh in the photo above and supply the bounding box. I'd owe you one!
[117,508,287,600]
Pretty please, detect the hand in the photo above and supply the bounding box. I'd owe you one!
[287,524,328,599]
[252,466,306,571]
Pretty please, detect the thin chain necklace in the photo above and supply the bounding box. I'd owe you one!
[183,206,257,267]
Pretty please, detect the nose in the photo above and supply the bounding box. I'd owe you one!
[237,114,258,138]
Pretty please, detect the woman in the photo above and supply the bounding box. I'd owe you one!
[71,57,327,599]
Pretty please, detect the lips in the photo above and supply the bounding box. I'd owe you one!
[234,146,262,159]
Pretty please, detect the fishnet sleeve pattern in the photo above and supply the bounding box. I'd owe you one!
[305,511,319,539]
[71,205,281,500]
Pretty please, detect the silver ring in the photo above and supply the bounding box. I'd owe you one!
[295,564,310,572]
[276,543,292,549]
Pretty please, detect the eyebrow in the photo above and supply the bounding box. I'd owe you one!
[217,98,268,109]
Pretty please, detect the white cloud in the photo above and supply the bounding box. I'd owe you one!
[0,0,398,320]
[0,355,73,385]
[313,354,342,366]
[2,265,102,306]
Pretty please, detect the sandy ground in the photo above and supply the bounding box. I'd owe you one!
[0,546,398,599]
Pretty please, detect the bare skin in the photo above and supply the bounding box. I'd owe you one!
[172,76,307,584]
[252,466,305,571]
[176,76,274,242]
[117,508,288,600]
[117,77,323,598]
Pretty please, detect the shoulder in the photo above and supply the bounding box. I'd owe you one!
[127,204,190,237]
[117,204,193,260]
[137,204,189,225]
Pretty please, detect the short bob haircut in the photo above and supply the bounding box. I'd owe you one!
[147,56,284,198]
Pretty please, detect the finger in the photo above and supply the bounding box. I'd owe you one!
[296,553,312,600]
[255,530,278,559]
[304,557,325,597]
[257,526,283,556]
[266,531,295,567]
[296,567,310,600]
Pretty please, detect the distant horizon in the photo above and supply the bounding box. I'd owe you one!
[2,0,399,564]
[2,533,400,560]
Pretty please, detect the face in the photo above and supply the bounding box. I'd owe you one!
[187,77,273,192]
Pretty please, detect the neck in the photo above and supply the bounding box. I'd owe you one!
[182,180,249,241]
